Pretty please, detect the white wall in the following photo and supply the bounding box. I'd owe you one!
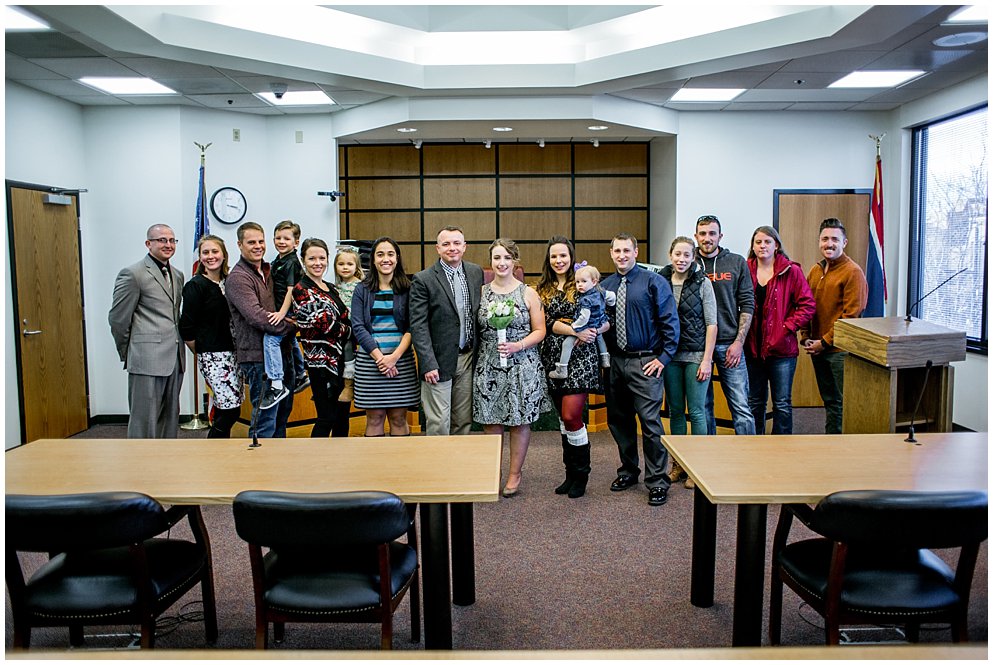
[4,82,87,448]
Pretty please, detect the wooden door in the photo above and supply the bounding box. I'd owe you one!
[9,185,89,442]
[776,191,870,407]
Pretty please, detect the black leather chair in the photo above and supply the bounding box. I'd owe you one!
[770,489,987,645]
[232,490,420,649]
[6,492,218,649]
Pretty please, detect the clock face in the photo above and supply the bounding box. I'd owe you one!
[210,187,247,224]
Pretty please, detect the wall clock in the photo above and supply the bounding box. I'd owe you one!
[210,186,247,224]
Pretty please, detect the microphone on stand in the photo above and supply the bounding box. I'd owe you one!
[905,360,933,444]
[905,268,968,323]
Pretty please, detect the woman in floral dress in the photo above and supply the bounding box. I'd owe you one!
[536,236,608,498]
[473,238,547,497]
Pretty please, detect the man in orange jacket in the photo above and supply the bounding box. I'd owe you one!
[800,218,868,434]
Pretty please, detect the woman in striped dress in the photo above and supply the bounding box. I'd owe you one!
[351,237,419,436]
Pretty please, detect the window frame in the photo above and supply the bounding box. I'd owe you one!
[907,104,988,355]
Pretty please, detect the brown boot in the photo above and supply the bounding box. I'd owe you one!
[684,476,696,490]
[667,460,686,483]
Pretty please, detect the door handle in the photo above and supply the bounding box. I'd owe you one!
[22,328,42,336]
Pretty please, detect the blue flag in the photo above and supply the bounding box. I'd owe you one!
[193,163,208,255]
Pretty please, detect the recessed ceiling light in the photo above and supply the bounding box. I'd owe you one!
[5,6,50,30]
[396,127,418,133]
[933,32,987,47]
[257,91,335,106]
[79,77,177,95]
[946,5,988,23]
[588,125,609,131]
[829,70,926,88]
[492,127,513,132]
[670,88,745,102]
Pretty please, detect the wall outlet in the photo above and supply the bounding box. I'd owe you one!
[295,130,303,144]
[233,128,241,142]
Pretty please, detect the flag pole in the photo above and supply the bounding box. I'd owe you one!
[182,141,212,431]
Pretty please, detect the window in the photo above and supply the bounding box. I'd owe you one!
[909,106,988,353]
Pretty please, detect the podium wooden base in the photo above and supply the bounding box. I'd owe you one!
[842,355,954,434]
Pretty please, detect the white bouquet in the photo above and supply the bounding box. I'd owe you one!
[486,298,515,367]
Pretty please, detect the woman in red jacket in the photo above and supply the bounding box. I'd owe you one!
[745,226,815,434]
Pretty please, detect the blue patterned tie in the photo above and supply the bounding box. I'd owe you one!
[616,276,627,350]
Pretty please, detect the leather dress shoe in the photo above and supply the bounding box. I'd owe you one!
[610,475,638,491]
[648,486,669,506]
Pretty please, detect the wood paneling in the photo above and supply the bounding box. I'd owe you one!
[575,177,647,207]
[575,143,648,174]
[348,145,420,176]
[424,178,495,208]
[462,243,493,269]
[575,210,647,240]
[500,211,571,240]
[574,242,615,275]
[423,145,495,175]
[346,212,421,242]
[347,179,420,210]
[499,144,571,174]
[396,242,424,273]
[516,243,552,275]
[424,211,496,241]
[500,177,571,208]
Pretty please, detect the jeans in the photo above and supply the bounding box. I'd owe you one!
[605,355,670,489]
[705,343,755,435]
[746,356,798,434]
[811,351,847,434]
[663,361,709,435]
[242,357,295,439]
[262,333,284,382]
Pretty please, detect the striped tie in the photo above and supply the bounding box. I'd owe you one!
[616,276,627,351]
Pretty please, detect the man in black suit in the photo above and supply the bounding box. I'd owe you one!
[409,226,484,436]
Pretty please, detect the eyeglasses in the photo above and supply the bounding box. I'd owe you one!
[149,237,179,245]
[697,215,719,223]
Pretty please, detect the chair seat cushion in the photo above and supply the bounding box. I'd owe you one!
[263,543,417,615]
[779,538,960,616]
[24,538,206,619]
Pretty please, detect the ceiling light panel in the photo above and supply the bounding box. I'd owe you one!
[79,77,178,95]
[5,6,50,30]
[670,88,745,102]
[828,70,926,88]
[945,6,988,24]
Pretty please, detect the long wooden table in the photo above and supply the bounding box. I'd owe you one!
[5,436,503,650]
[663,431,988,647]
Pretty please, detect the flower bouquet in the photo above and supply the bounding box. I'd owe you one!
[486,298,516,367]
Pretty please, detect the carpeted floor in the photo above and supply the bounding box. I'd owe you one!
[6,408,988,652]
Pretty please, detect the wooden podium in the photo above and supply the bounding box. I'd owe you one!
[833,317,966,434]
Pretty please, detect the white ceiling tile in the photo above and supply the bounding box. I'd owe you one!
[756,72,847,89]
[736,88,876,103]
[25,57,137,78]
[115,58,226,79]
[778,51,886,73]
[848,102,902,112]
[60,95,131,106]
[724,102,793,111]
[16,78,105,96]
[5,53,67,79]
[684,71,771,88]
[786,102,860,111]
[188,94,272,109]
[609,89,673,104]
[156,78,250,95]
[121,96,204,107]
[864,48,978,71]
[227,76,320,94]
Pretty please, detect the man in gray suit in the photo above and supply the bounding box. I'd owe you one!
[109,224,186,438]
[409,226,484,436]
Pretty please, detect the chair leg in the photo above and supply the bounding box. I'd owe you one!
[768,568,784,645]
[409,571,421,643]
[273,621,285,644]
[952,613,969,643]
[905,622,920,643]
[255,616,268,649]
[13,621,30,650]
[201,571,219,644]
[140,619,156,648]
[68,625,85,647]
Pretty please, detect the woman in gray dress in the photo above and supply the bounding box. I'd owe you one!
[473,238,547,497]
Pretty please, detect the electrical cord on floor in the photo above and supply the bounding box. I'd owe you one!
[796,601,947,643]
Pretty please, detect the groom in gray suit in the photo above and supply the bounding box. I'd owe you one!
[109,224,186,438]
[410,226,484,436]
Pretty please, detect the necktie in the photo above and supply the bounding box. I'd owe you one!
[453,267,467,349]
[616,276,627,350]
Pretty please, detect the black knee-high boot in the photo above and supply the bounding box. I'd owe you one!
[331,400,351,437]
[567,426,591,499]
